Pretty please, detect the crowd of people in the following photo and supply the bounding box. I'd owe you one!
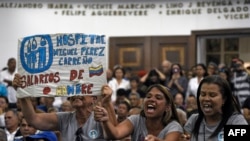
[0,57,250,141]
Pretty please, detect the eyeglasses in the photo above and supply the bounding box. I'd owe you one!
[75,127,83,141]
[70,96,84,101]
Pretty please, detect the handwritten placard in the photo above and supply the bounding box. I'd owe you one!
[17,33,107,98]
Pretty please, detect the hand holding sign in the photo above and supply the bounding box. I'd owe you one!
[100,84,113,106]
[12,74,22,90]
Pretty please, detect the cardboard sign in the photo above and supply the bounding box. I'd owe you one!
[17,33,107,98]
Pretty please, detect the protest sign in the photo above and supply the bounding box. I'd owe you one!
[17,33,107,98]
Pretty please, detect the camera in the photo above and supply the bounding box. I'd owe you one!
[172,68,180,73]
[231,63,241,72]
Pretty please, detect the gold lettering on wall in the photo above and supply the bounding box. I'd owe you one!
[0,0,250,20]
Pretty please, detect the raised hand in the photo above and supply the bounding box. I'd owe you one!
[100,85,113,106]
[12,74,22,90]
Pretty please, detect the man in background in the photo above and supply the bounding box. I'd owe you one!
[0,58,17,109]
[230,58,250,108]
[161,59,172,80]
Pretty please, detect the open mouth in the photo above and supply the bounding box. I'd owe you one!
[203,104,212,112]
[146,104,156,113]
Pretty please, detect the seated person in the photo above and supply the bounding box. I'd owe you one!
[14,117,57,141]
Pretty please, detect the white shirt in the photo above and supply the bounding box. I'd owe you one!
[0,70,17,103]
[0,113,5,128]
[53,97,68,110]
[108,78,130,103]
[186,77,203,100]
[5,127,19,141]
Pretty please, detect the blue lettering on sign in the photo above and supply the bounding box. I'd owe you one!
[56,34,105,46]
[67,85,74,94]
[20,35,53,74]
[81,47,105,56]
[67,84,82,95]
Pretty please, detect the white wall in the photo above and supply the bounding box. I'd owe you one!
[0,0,250,68]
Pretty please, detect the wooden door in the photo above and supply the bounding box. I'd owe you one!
[151,36,190,70]
[109,36,151,72]
[109,36,191,73]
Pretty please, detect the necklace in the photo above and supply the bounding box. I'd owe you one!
[203,124,206,141]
